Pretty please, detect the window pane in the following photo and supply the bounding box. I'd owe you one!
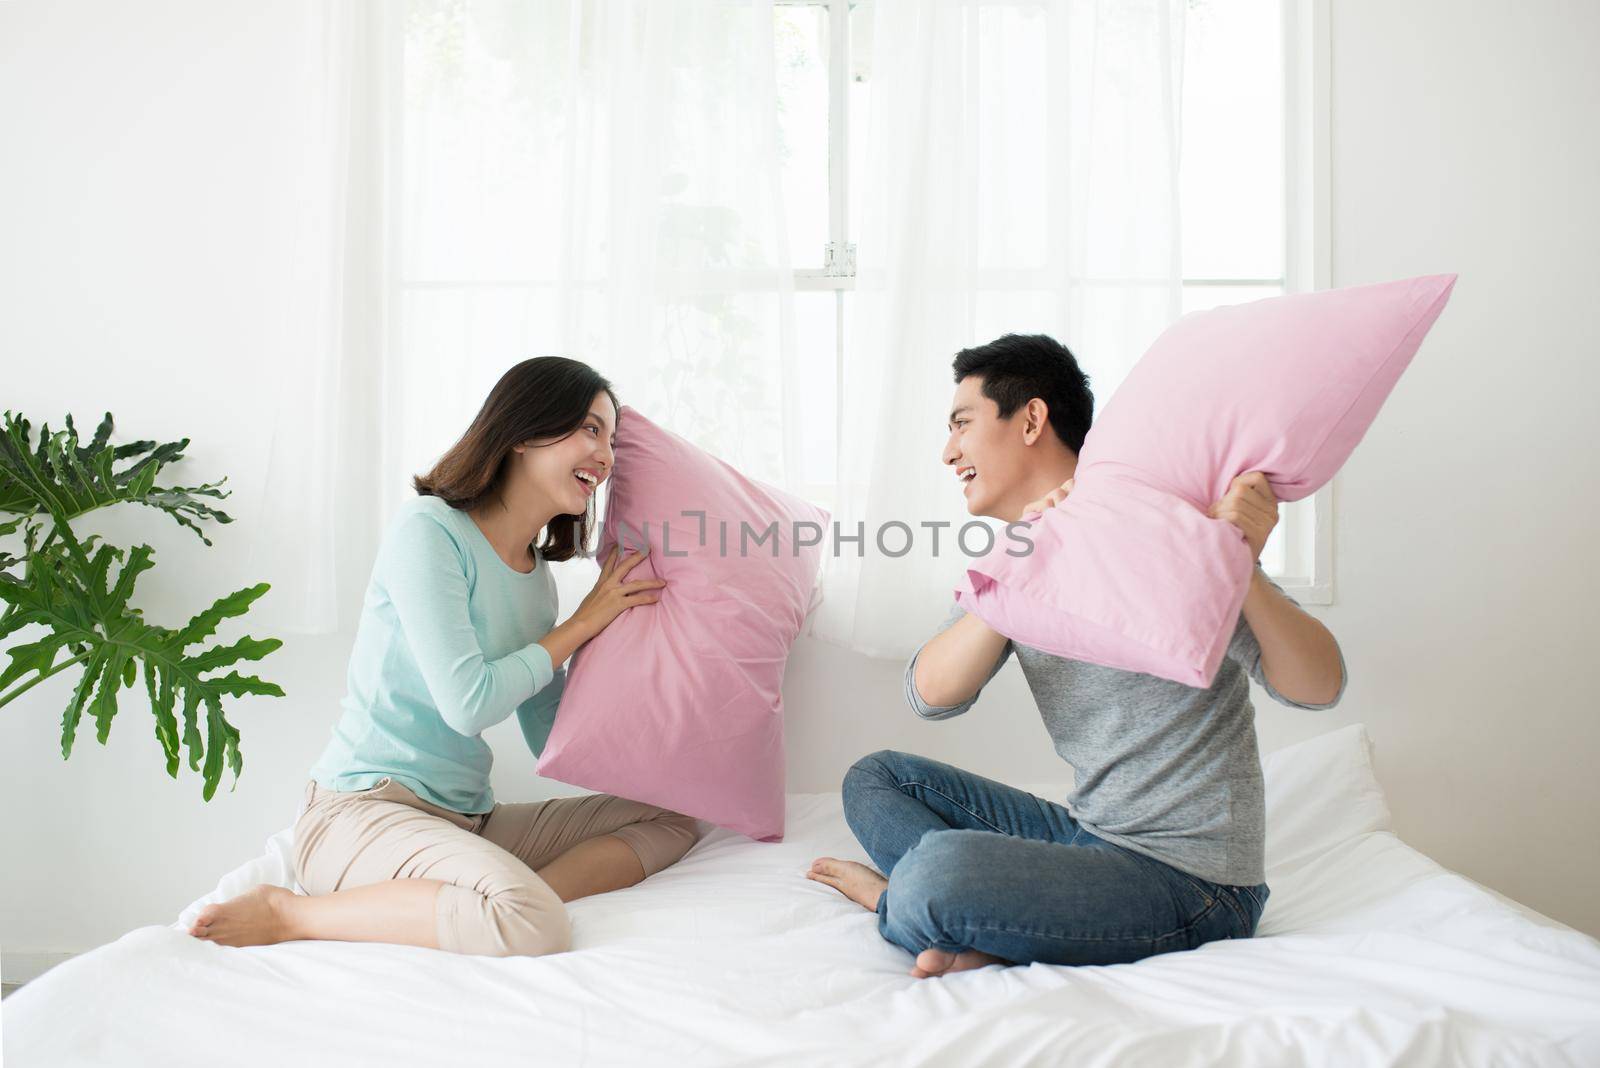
[1180,0,1284,280]
[1259,516,1289,577]
[796,290,839,503]
[775,4,831,269]
[403,1,575,282]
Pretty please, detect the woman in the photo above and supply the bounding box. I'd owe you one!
[188,357,698,957]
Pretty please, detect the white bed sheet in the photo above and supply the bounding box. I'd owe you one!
[6,730,1600,1067]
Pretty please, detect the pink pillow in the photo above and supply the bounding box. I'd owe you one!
[536,407,829,841]
[956,274,1457,688]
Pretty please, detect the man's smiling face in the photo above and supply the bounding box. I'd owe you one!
[942,374,1033,520]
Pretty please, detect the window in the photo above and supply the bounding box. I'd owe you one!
[396,0,1331,601]
[772,0,1331,599]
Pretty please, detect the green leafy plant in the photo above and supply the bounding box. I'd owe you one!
[0,410,284,799]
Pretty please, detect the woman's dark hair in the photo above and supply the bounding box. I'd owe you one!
[952,333,1094,455]
[413,357,619,563]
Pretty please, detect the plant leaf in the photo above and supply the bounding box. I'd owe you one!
[180,687,203,772]
[91,649,128,744]
[60,648,104,758]
[145,660,179,777]
[206,671,287,698]
[0,409,233,538]
[0,442,283,800]
[173,584,271,649]
[0,633,69,691]
[188,636,283,675]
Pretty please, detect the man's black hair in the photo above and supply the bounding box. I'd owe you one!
[952,333,1094,454]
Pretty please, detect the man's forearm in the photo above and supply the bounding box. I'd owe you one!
[1241,569,1343,704]
[912,613,1010,708]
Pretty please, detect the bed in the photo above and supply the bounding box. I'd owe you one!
[6,724,1599,1067]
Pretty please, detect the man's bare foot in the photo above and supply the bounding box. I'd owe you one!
[910,947,1007,979]
[806,857,888,912]
[187,884,297,948]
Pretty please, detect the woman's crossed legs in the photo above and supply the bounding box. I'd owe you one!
[189,778,700,957]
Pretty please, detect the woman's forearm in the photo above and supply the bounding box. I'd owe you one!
[537,616,599,671]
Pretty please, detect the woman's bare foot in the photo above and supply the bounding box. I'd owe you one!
[910,947,1007,979]
[188,884,297,948]
[806,857,888,912]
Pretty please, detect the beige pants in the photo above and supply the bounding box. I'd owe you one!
[293,777,701,958]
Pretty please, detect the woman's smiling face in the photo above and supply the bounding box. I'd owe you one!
[510,390,618,516]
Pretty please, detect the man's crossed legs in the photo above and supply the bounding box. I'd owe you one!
[809,750,1268,978]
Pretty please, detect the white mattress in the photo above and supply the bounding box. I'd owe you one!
[6,726,1600,1067]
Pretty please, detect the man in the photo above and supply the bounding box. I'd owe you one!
[808,333,1346,979]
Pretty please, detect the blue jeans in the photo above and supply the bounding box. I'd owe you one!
[843,750,1269,966]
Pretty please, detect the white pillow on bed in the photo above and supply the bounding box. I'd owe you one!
[1262,723,1393,871]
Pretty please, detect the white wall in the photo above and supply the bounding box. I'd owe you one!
[1311,0,1600,937]
[3,0,1597,983]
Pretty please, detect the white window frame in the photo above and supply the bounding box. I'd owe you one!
[778,0,1334,603]
[1279,0,1333,603]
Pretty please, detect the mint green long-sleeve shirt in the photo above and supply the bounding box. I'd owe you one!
[309,494,564,813]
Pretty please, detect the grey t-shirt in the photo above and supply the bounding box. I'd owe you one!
[904,569,1345,887]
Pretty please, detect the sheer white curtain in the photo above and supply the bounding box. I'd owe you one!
[244,0,373,634]
[387,0,797,608]
[812,0,1187,659]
